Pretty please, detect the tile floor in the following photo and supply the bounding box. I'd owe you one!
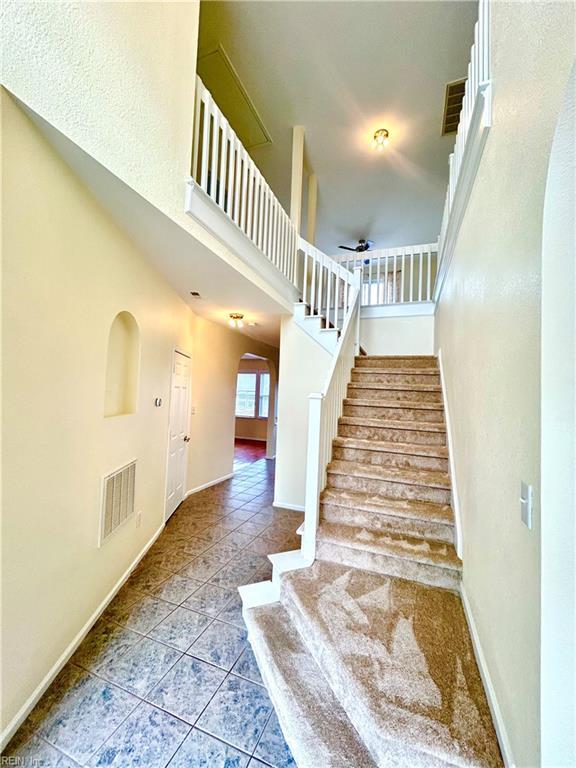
[4,454,303,767]
[232,439,267,474]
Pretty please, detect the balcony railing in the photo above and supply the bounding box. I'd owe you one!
[335,243,438,306]
[436,0,491,293]
[192,76,298,287]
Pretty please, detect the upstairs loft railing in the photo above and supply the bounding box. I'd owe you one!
[335,242,439,306]
[192,76,298,288]
[437,0,491,282]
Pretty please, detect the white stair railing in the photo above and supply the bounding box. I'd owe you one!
[301,267,362,560]
[300,237,357,329]
[437,0,491,276]
[192,76,298,287]
[335,242,438,306]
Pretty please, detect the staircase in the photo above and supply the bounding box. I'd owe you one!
[243,356,503,768]
[316,355,461,591]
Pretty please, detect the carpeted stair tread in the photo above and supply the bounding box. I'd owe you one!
[244,602,376,768]
[348,381,443,393]
[352,366,440,376]
[340,415,447,433]
[333,436,449,458]
[320,487,453,524]
[281,561,503,768]
[328,460,451,489]
[317,522,462,571]
[343,398,445,411]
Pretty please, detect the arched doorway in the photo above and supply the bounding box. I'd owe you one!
[233,353,277,471]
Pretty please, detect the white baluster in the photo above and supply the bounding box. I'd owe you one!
[210,106,220,202]
[200,90,212,192]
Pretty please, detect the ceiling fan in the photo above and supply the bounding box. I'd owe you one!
[338,238,374,253]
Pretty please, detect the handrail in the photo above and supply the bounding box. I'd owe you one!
[301,267,362,560]
[192,76,298,288]
[334,242,438,306]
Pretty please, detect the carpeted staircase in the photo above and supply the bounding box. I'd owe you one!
[243,356,502,768]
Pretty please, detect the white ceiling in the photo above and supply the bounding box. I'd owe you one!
[199,1,477,253]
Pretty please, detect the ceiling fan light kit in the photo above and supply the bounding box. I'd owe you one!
[229,312,244,328]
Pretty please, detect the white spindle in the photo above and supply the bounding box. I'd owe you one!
[218,121,228,210]
[233,142,242,225]
[192,83,203,180]
[210,107,220,202]
[200,91,211,191]
[426,245,432,300]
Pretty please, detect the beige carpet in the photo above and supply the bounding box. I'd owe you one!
[244,356,502,767]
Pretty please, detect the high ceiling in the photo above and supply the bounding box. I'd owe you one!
[199,1,477,254]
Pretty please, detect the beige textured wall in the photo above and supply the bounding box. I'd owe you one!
[0,91,278,737]
[274,319,332,509]
[434,4,575,765]
[361,314,434,356]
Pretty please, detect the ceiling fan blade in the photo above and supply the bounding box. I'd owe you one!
[338,246,357,251]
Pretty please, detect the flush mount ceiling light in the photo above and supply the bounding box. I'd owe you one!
[229,312,244,328]
[372,128,390,151]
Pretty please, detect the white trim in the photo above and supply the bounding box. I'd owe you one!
[434,82,492,304]
[0,521,165,751]
[361,301,435,319]
[239,579,279,608]
[437,348,463,557]
[185,472,234,498]
[460,583,516,768]
[185,179,298,311]
[234,436,267,442]
[272,500,305,513]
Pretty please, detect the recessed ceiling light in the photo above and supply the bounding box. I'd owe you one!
[372,128,390,151]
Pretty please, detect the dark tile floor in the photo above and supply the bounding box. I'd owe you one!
[4,453,303,767]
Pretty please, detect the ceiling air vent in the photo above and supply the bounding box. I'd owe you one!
[442,79,466,135]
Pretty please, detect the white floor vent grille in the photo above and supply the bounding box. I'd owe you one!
[100,460,136,544]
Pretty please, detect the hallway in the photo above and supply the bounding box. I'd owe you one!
[4,460,302,767]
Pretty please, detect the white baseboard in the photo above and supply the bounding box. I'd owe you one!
[437,347,463,558]
[0,522,165,750]
[460,583,516,768]
[185,472,234,498]
[272,500,305,513]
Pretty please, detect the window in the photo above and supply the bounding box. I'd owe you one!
[235,370,270,418]
[258,373,270,418]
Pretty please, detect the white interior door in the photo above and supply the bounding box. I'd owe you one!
[165,351,190,520]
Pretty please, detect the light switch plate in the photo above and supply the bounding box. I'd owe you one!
[520,482,533,529]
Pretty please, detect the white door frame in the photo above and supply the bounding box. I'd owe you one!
[164,348,191,521]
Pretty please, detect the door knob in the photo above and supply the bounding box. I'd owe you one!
[183,436,190,442]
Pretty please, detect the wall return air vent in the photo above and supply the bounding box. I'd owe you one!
[442,78,466,135]
[100,460,136,544]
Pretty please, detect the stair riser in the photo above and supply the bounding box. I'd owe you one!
[343,404,445,423]
[316,540,461,591]
[351,371,441,386]
[327,472,451,505]
[354,357,437,370]
[332,445,448,472]
[339,423,447,446]
[320,503,454,543]
[347,386,442,403]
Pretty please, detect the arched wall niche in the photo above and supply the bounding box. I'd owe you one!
[104,311,140,417]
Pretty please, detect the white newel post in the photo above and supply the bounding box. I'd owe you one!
[303,393,323,561]
[354,266,362,355]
